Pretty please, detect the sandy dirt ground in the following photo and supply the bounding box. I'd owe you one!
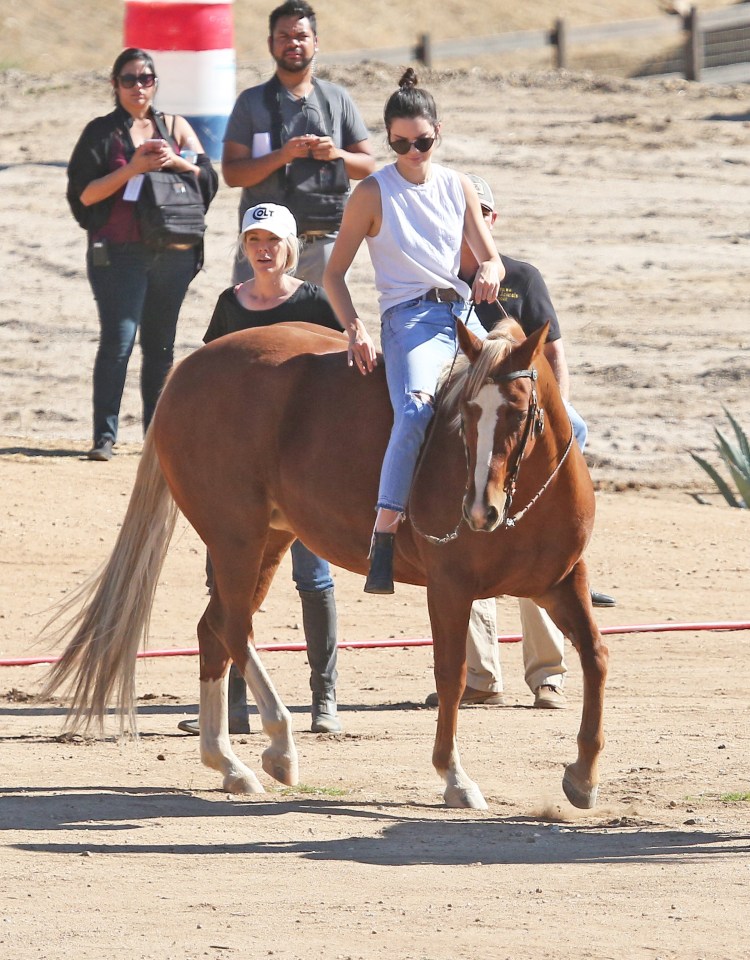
[1,62,750,960]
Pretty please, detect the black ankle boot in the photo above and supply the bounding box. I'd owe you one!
[364,533,395,595]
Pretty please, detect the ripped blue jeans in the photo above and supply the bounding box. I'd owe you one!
[377,297,487,513]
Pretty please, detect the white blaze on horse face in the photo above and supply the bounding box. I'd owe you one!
[469,383,507,515]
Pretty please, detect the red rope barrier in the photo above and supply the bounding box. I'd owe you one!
[1,620,748,668]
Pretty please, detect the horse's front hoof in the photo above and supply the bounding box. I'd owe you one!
[444,783,488,810]
[563,766,599,809]
[223,770,264,795]
[262,747,299,786]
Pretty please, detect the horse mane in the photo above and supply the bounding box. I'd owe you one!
[437,320,521,431]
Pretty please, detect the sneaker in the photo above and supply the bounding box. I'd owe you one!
[87,438,114,461]
[590,589,616,608]
[424,686,505,708]
[534,684,566,710]
[177,718,200,736]
[311,695,342,734]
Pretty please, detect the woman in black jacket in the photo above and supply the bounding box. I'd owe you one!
[67,47,218,460]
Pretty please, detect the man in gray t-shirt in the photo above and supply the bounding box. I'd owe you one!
[222,0,375,284]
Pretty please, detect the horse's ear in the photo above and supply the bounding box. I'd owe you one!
[528,321,550,357]
[515,321,550,367]
[456,319,484,364]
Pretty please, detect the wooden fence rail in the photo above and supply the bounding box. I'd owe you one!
[313,5,750,82]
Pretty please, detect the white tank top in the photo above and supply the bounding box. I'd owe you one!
[366,163,471,314]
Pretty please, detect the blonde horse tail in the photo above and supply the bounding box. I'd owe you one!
[40,428,179,734]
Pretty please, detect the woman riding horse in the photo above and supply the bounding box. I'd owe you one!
[323,68,503,594]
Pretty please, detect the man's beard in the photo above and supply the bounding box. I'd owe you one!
[274,51,315,73]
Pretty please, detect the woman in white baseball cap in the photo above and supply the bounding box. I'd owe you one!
[180,201,345,739]
[203,202,343,337]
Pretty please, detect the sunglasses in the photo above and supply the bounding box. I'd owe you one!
[118,73,157,89]
[388,136,436,155]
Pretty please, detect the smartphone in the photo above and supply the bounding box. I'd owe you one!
[91,240,110,267]
[144,138,165,153]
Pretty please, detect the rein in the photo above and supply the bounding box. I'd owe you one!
[408,309,572,544]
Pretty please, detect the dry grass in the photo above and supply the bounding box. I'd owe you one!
[2,0,733,73]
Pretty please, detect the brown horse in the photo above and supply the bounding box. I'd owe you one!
[43,317,608,810]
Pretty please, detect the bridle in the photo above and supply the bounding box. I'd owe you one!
[493,367,573,528]
[409,361,574,544]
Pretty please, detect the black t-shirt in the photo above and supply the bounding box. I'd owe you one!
[471,254,562,341]
[203,281,343,343]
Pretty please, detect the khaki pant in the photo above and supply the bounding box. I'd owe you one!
[466,597,566,695]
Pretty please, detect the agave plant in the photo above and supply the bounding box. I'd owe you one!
[691,407,750,508]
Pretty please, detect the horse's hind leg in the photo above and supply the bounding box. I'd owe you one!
[539,560,609,809]
[198,530,299,792]
[196,606,265,794]
[242,529,300,784]
[428,583,488,810]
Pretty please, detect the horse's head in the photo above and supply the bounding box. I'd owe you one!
[455,319,550,532]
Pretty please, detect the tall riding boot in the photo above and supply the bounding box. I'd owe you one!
[299,587,341,733]
[364,532,395,595]
[228,662,251,734]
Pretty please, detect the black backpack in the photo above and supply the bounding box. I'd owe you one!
[136,112,215,248]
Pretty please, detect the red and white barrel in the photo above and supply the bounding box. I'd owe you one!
[124,0,235,159]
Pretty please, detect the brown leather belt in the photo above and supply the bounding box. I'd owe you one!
[423,287,461,303]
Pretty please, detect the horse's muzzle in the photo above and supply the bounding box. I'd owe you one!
[462,499,501,533]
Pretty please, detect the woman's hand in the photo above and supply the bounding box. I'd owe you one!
[131,139,170,174]
[159,141,182,168]
[471,260,502,304]
[347,320,377,375]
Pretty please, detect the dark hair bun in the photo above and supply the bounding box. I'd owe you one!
[398,67,418,89]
